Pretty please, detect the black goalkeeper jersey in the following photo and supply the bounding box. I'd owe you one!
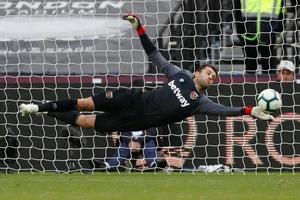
[140,50,244,128]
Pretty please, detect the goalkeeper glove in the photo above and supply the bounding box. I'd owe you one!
[122,14,146,35]
[245,106,275,121]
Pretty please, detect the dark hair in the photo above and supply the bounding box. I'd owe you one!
[195,64,219,75]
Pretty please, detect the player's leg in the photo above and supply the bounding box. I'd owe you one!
[19,89,133,116]
[19,97,93,116]
[47,111,96,129]
[47,110,123,133]
[91,89,135,113]
[44,89,132,114]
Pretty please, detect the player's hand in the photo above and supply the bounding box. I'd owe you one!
[122,14,143,30]
[251,106,275,121]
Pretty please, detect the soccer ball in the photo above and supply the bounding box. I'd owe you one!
[257,89,282,114]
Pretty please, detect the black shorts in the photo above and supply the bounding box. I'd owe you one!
[92,89,148,132]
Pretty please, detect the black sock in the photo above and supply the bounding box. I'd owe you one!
[38,99,77,112]
[47,111,80,126]
[139,34,156,55]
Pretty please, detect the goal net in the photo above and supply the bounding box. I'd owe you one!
[0,0,299,173]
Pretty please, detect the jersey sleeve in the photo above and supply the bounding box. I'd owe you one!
[194,96,244,116]
[148,50,181,78]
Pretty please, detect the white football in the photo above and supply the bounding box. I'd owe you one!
[257,89,282,114]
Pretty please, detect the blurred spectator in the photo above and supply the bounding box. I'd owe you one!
[276,60,296,83]
[234,0,285,74]
[90,127,167,171]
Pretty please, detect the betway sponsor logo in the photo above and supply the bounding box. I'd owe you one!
[0,1,124,15]
[168,80,190,108]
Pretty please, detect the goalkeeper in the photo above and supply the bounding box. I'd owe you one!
[19,14,275,133]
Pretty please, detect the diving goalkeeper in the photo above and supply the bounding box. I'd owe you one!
[19,14,275,133]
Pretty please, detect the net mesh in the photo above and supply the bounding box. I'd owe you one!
[0,0,299,173]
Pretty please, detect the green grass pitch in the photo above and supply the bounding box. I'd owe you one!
[1,172,299,200]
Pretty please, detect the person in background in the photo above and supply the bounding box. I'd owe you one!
[276,60,296,83]
[234,0,285,74]
[90,126,167,171]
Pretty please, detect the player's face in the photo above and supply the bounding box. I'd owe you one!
[194,67,216,90]
[277,69,295,83]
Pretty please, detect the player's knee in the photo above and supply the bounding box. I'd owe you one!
[76,115,96,129]
[77,98,95,111]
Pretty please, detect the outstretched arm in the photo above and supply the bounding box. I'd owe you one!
[122,14,181,78]
[194,96,275,121]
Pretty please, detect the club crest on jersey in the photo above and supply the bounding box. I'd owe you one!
[190,91,199,100]
[105,91,113,99]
